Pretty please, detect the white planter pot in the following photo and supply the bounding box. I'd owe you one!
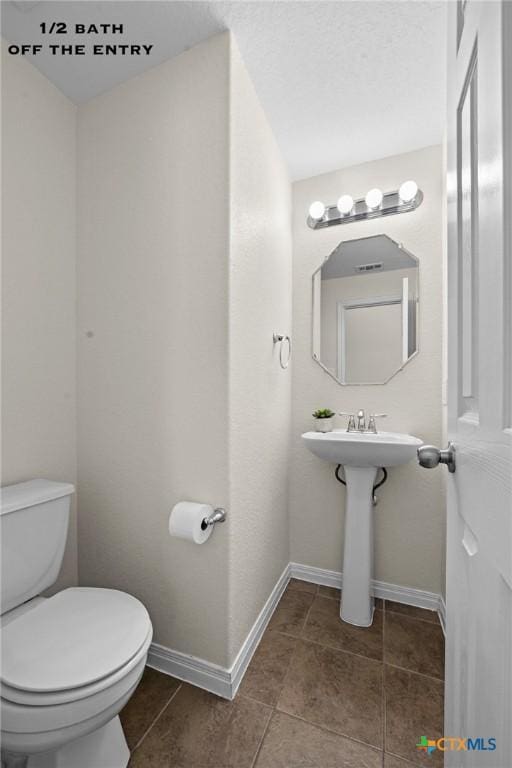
[314,417,333,433]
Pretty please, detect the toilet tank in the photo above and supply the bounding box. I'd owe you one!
[0,479,75,615]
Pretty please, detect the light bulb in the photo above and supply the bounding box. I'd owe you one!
[399,180,418,203]
[365,188,383,210]
[308,201,326,221]
[337,195,354,215]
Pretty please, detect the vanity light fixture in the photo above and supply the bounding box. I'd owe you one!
[365,188,383,210]
[308,201,326,221]
[337,195,354,215]
[398,179,419,203]
[307,180,423,229]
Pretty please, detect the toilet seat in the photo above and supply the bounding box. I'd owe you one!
[1,625,152,708]
[1,587,152,707]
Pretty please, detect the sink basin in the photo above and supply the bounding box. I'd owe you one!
[302,430,423,468]
[302,428,423,628]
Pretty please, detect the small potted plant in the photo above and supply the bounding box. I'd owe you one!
[312,408,335,432]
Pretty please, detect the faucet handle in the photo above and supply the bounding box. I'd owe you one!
[339,412,356,432]
[367,413,387,433]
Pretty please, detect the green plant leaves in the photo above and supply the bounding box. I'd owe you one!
[312,408,335,419]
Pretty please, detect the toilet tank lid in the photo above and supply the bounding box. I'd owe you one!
[0,479,75,516]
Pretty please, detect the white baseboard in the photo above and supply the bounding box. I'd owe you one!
[229,563,290,697]
[290,561,342,589]
[147,561,445,698]
[290,561,445,633]
[438,594,446,635]
[147,642,233,699]
[147,563,290,700]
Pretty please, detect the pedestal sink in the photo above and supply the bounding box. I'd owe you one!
[302,430,423,627]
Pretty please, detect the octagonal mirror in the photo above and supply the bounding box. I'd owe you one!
[312,234,419,385]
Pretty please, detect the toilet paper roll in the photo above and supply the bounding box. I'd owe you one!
[168,501,213,544]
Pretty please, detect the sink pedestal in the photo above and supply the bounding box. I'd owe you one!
[302,429,423,628]
[340,466,377,626]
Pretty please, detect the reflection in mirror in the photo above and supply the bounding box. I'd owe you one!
[312,234,419,385]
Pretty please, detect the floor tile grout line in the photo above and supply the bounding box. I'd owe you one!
[271,627,312,715]
[385,609,441,627]
[239,614,306,714]
[273,629,443,683]
[280,630,384,666]
[280,709,385,755]
[384,661,445,683]
[273,629,304,641]
[300,632,383,663]
[249,703,275,768]
[237,643,297,711]
[386,612,440,626]
[238,691,276,708]
[274,631,303,706]
[274,705,384,754]
[269,586,316,639]
[298,590,318,635]
[130,682,183,754]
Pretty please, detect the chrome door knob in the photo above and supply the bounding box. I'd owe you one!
[417,442,456,473]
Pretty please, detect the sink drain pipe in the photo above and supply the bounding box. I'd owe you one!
[335,465,388,506]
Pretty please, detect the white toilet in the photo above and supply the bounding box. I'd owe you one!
[0,479,153,768]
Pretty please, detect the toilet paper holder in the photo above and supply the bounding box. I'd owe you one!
[200,507,226,531]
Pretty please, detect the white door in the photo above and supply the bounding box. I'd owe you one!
[443,1,511,765]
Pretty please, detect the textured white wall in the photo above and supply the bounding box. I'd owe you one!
[1,47,78,592]
[77,32,292,668]
[77,34,231,665]
[291,145,445,595]
[228,39,292,663]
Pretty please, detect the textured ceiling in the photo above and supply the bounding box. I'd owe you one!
[1,1,446,180]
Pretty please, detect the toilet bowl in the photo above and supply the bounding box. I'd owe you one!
[1,587,153,758]
[0,480,153,768]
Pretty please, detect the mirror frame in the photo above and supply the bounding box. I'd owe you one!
[311,234,420,386]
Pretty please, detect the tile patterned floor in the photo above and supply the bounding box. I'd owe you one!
[123,579,444,767]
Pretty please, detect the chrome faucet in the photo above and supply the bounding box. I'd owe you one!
[339,410,387,433]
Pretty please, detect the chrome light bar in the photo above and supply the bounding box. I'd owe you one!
[307,188,423,230]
